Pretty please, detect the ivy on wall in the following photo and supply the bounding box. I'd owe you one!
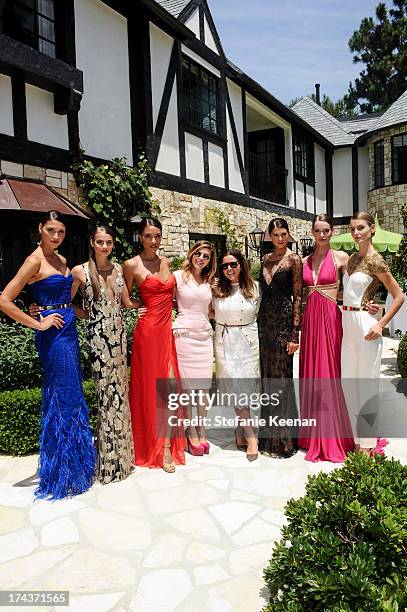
[204,206,242,250]
[74,154,155,261]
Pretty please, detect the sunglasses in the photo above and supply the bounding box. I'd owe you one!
[193,251,211,261]
[220,261,239,270]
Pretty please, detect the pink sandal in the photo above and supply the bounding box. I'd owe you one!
[369,438,389,457]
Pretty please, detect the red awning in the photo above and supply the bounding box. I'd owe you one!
[0,177,89,218]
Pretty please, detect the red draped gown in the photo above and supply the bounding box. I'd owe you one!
[299,250,354,462]
[129,274,186,468]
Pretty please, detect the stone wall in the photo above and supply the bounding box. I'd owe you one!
[0,160,314,257]
[367,124,407,233]
[0,160,80,206]
[150,187,312,259]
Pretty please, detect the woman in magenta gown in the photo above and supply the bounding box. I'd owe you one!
[299,214,355,462]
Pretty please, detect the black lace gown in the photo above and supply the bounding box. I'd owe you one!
[258,253,302,457]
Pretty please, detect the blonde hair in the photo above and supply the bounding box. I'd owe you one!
[182,241,217,284]
[350,212,376,235]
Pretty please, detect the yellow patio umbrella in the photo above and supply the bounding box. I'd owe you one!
[330,215,402,253]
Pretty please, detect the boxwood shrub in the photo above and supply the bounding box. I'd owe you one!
[263,453,407,611]
[397,332,407,378]
[0,310,138,392]
[0,380,98,456]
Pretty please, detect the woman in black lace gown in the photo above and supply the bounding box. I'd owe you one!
[258,218,302,457]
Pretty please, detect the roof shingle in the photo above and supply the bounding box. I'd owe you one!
[369,89,407,133]
[154,0,192,18]
[292,96,355,146]
[339,115,380,135]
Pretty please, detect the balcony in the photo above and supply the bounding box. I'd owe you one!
[248,153,288,205]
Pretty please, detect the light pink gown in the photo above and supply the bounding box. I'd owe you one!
[173,270,213,389]
[299,250,355,462]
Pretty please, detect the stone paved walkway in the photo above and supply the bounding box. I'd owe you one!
[0,337,405,612]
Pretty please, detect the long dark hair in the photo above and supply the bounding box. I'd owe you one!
[39,209,68,227]
[213,249,255,298]
[139,217,162,251]
[268,217,290,234]
[88,225,115,300]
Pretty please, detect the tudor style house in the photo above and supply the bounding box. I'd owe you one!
[0,0,405,286]
[293,90,407,233]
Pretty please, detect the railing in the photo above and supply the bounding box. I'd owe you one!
[248,154,288,205]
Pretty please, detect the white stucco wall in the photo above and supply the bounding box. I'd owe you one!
[75,0,132,163]
[185,132,204,183]
[315,144,326,214]
[227,79,244,157]
[156,80,180,176]
[185,8,200,38]
[0,74,13,137]
[295,180,305,211]
[204,16,218,53]
[333,148,353,217]
[26,84,69,149]
[306,184,315,214]
[208,142,225,188]
[358,146,369,211]
[150,23,173,132]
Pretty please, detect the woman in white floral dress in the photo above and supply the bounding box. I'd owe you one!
[212,249,260,460]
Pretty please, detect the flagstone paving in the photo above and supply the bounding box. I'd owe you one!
[0,337,405,612]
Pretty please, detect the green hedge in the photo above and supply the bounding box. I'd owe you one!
[0,380,98,456]
[0,310,138,392]
[397,332,407,378]
[263,453,407,611]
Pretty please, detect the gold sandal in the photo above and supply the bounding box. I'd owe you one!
[163,443,176,474]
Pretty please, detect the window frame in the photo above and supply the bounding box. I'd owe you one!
[181,55,220,137]
[293,134,315,184]
[391,132,407,186]
[374,139,385,189]
[0,0,57,59]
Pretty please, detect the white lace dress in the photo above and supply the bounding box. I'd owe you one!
[213,283,260,385]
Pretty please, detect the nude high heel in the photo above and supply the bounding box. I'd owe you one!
[163,443,176,473]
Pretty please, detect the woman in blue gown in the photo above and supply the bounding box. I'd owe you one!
[0,211,95,500]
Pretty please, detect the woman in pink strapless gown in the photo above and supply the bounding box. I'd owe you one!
[299,214,355,462]
[173,241,217,454]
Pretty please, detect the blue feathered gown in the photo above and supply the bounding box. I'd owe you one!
[30,273,95,500]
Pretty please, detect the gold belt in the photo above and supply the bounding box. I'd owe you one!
[304,283,338,303]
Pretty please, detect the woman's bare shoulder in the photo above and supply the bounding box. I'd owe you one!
[123,255,141,270]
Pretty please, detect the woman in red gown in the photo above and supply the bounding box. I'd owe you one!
[124,218,185,472]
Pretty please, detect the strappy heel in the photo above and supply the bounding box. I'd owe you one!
[163,443,176,473]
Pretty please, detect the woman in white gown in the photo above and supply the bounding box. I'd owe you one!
[341,212,404,454]
[212,249,260,460]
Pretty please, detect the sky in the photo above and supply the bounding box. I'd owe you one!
[208,0,380,105]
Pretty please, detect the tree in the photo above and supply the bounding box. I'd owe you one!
[346,0,407,113]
